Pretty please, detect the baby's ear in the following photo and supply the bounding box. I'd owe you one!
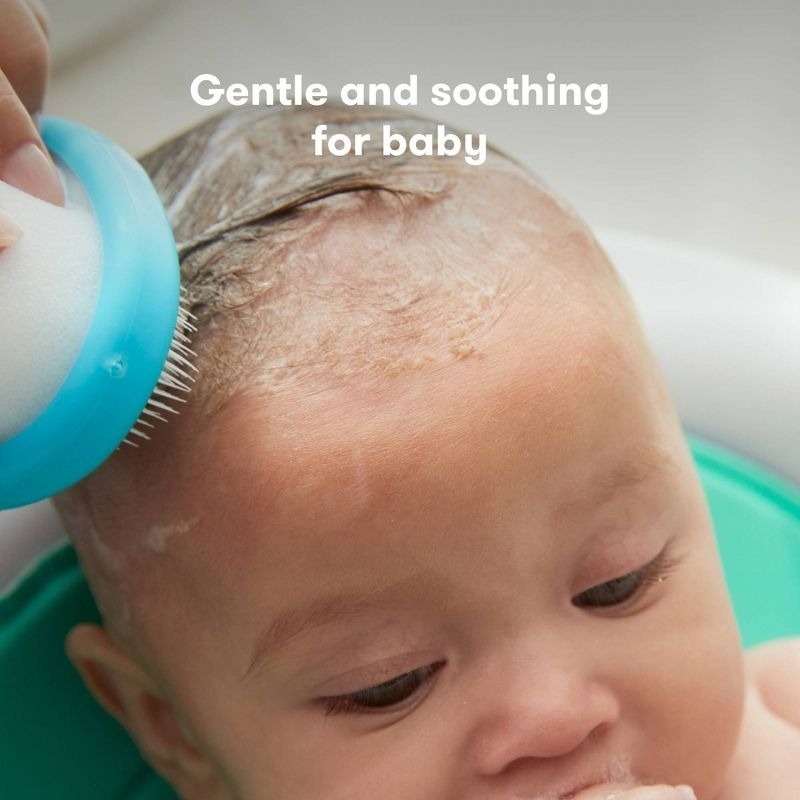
[66,623,228,799]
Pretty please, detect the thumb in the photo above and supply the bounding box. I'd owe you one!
[0,68,63,205]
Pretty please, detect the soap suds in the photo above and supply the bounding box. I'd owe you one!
[146,517,199,553]
[88,520,124,575]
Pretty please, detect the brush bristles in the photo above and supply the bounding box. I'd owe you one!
[123,295,198,447]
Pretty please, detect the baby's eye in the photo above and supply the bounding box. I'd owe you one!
[322,661,445,716]
[572,547,679,609]
[573,568,646,608]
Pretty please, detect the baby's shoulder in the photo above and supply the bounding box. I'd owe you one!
[745,637,800,730]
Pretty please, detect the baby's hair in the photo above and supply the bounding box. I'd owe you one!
[138,106,540,412]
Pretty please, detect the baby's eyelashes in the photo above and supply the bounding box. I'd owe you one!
[320,660,445,716]
[572,545,681,612]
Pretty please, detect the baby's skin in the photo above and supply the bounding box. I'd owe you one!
[584,638,800,799]
[56,167,800,799]
[603,639,800,800]
[717,640,800,799]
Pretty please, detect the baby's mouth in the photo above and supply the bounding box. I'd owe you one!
[539,754,634,799]
[542,778,631,800]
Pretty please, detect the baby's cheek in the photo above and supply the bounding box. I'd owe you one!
[215,710,455,800]
[630,563,745,795]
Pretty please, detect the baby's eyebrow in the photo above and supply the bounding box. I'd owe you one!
[242,577,421,681]
[241,447,677,680]
[555,444,677,518]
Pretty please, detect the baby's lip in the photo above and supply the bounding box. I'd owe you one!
[556,780,631,799]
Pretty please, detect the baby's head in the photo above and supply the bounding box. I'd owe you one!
[55,107,744,800]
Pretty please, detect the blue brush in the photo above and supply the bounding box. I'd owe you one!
[0,118,194,509]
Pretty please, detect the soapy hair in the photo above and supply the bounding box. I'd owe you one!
[139,106,536,412]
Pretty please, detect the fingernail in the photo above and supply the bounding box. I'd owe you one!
[0,210,24,247]
[1,142,65,205]
[676,787,696,800]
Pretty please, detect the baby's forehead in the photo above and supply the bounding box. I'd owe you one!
[198,273,641,507]
[134,293,670,645]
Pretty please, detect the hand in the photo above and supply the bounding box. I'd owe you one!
[1,0,63,246]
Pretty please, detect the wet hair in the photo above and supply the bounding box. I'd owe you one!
[140,105,535,412]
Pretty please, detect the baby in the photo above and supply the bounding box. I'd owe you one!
[53,107,800,800]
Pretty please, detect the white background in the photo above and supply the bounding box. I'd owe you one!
[46,0,799,273]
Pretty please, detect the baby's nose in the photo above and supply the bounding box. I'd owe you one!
[466,659,621,776]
